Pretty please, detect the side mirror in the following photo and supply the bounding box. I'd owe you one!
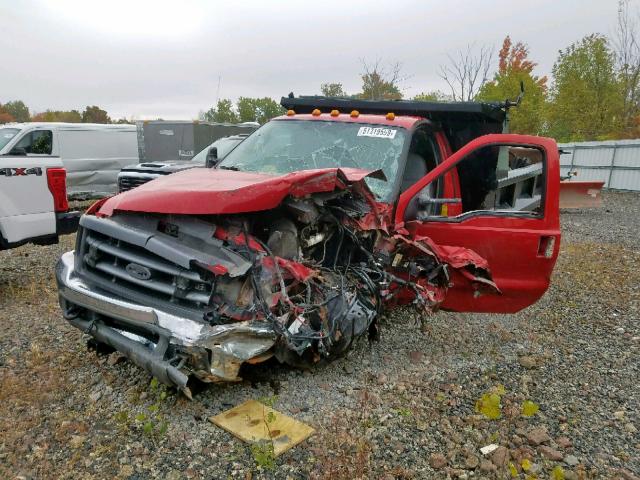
[205,147,218,168]
[9,147,27,156]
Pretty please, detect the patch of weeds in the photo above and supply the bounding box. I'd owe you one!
[551,465,565,480]
[310,391,373,479]
[521,400,540,417]
[250,441,276,471]
[113,377,170,438]
[248,395,279,471]
[395,407,412,417]
[476,390,502,420]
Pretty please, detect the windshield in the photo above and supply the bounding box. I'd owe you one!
[218,120,407,200]
[0,128,20,150]
[191,137,243,164]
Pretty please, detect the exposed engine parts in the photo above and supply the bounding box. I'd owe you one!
[58,170,498,392]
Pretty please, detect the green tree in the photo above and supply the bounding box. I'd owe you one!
[413,90,451,102]
[546,34,623,141]
[32,110,82,122]
[0,103,15,123]
[237,97,284,124]
[3,100,30,122]
[476,36,548,134]
[358,60,403,100]
[201,99,239,123]
[82,105,111,123]
[320,83,348,97]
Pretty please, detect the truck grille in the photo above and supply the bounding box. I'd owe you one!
[118,175,155,192]
[78,227,214,310]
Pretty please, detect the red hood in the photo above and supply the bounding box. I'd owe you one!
[98,167,385,217]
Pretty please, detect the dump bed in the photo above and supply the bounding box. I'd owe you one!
[280,95,507,152]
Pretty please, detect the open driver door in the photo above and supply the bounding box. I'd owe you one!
[395,134,561,313]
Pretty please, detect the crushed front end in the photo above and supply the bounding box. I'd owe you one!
[56,168,496,396]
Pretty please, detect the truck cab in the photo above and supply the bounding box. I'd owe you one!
[55,96,560,394]
[231,97,560,313]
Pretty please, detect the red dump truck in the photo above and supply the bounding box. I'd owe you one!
[55,96,560,396]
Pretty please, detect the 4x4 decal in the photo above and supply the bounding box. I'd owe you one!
[0,167,43,177]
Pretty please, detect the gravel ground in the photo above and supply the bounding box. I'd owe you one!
[1,191,638,480]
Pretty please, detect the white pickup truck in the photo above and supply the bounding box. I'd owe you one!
[0,154,80,250]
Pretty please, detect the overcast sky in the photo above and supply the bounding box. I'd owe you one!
[0,0,622,120]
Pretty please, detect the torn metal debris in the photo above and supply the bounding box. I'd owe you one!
[56,167,497,394]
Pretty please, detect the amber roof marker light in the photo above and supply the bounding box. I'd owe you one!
[350,110,360,118]
[386,112,395,120]
[286,109,295,116]
[312,109,321,116]
[330,109,340,117]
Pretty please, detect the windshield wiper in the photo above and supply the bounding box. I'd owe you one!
[218,165,240,171]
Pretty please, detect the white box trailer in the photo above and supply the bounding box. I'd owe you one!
[0,122,138,198]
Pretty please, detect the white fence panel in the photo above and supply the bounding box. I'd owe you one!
[558,140,640,191]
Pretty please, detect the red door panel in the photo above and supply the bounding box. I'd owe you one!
[395,134,561,313]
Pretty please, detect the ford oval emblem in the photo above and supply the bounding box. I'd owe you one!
[125,262,151,281]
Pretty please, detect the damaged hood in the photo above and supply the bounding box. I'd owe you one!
[99,167,385,217]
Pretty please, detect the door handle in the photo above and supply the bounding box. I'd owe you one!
[537,235,556,258]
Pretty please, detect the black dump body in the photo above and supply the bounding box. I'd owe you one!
[280,95,507,152]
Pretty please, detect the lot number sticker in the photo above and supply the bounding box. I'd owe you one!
[357,126,397,139]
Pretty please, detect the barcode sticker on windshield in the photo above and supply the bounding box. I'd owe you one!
[357,126,397,139]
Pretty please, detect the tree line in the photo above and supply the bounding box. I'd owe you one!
[0,102,130,124]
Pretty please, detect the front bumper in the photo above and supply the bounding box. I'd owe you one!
[55,251,276,391]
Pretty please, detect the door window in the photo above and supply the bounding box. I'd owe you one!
[0,128,20,150]
[399,127,440,193]
[14,130,53,154]
[413,143,545,221]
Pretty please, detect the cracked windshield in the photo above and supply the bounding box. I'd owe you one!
[218,119,407,200]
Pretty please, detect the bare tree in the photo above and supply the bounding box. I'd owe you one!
[439,44,493,101]
[614,0,640,132]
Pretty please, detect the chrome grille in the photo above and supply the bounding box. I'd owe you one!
[80,227,214,309]
[118,175,156,192]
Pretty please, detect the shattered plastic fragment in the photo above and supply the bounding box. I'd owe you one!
[480,444,499,455]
